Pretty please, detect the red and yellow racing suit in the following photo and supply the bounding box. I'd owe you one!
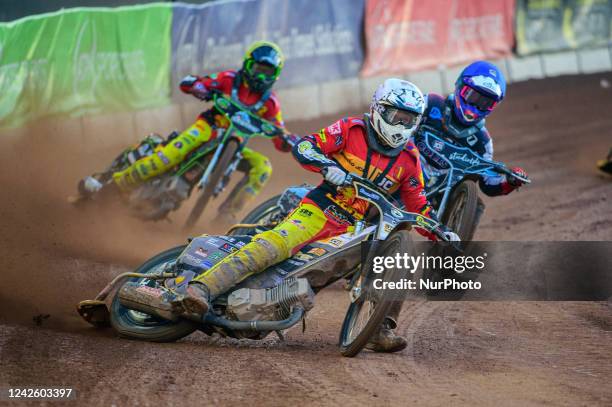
[112,70,291,215]
[193,116,436,298]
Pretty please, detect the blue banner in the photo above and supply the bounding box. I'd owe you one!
[171,0,365,93]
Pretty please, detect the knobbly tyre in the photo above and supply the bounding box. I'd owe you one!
[69,90,291,228]
[77,174,454,357]
[234,131,531,242]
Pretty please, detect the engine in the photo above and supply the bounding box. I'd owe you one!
[227,278,315,321]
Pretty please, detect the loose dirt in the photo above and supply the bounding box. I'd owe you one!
[0,73,610,406]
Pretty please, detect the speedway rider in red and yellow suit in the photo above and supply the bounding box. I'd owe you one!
[84,41,295,220]
[173,79,460,352]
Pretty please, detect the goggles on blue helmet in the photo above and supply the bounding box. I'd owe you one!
[459,85,498,112]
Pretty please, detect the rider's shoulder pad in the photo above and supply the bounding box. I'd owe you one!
[479,125,491,139]
[403,141,421,161]
[217,70,238,80]
[425,93,445,107]
[339,116,367,139]
[347,116,365,125]
[267,91,281,107]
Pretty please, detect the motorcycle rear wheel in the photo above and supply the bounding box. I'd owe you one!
[339,230,414,357]
[184,139,241,230]
[110,245,197,342]
[442,180,480,242]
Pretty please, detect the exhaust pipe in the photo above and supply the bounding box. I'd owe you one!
[118,282,181,322]
[204,306,305,332]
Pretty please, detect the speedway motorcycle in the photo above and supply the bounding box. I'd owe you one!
[70,90,289,228]
[237,130,531,242]
[77,174,453,357]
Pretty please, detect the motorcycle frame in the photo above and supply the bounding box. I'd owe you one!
[191,92,283,194]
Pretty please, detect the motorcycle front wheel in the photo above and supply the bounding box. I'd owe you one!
[338,230,414,357]
[442,180,480,242]
[110,245,197,342]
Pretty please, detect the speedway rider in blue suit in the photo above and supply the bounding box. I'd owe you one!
[414,61,528,229]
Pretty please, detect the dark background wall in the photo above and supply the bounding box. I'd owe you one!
[0,0,214,22]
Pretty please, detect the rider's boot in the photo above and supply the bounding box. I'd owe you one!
[118,280,210,322]
[366,302,407,353]
[78,176,103,198]
[174,282,211,321]
[175,231,289,320]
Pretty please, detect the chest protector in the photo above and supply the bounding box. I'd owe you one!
[422,95,485,149]
[231,72,271,113]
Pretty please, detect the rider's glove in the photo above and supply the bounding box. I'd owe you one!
[180,75,198,89]
[507,166,528,187]
[283,133,301,148]
[275,133,301,152]
[323,166,347,186]
[439,224,460,242]
[180,75,208,100]
[443,231,461,242]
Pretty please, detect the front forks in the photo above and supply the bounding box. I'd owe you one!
[349,239,382,303]
[197,140,226,189]
[213,152,243,196]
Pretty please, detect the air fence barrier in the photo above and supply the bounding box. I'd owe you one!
[0,0,611,138]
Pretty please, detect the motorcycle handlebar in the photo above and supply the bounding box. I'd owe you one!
[494,165,531,184]
[322,168,462,243]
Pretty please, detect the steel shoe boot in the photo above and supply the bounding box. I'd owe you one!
[174,282,211,321]
[365,318,407,353]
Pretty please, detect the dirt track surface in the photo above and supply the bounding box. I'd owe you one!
[0,74,611,406]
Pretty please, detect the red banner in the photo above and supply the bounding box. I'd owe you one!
[362,0,515,77]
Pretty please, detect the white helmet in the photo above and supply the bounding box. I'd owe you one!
[370,78,425,149]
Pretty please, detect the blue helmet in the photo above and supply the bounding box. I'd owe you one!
[453,61,506,125]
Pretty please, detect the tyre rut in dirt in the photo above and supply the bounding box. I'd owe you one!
[184,139,240,230]
[339,231,414,357]
[110,245,197,342]
[230,194,282,235]
[442,180,480,242]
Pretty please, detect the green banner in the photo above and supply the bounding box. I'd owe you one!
[516,0,612,55]
[0,4,172,129]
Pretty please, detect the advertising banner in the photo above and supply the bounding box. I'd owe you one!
[171,0,365,92]
[361,0,515,77]
[516,0,612,55]
[0,4,172,129]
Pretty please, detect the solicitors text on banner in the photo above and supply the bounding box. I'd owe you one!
[362,0,515,77]
[171,0,365,94]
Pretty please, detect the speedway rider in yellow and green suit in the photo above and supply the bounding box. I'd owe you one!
[79,41,296,220]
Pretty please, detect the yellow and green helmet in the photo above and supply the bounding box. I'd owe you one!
[241,40,284,93]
